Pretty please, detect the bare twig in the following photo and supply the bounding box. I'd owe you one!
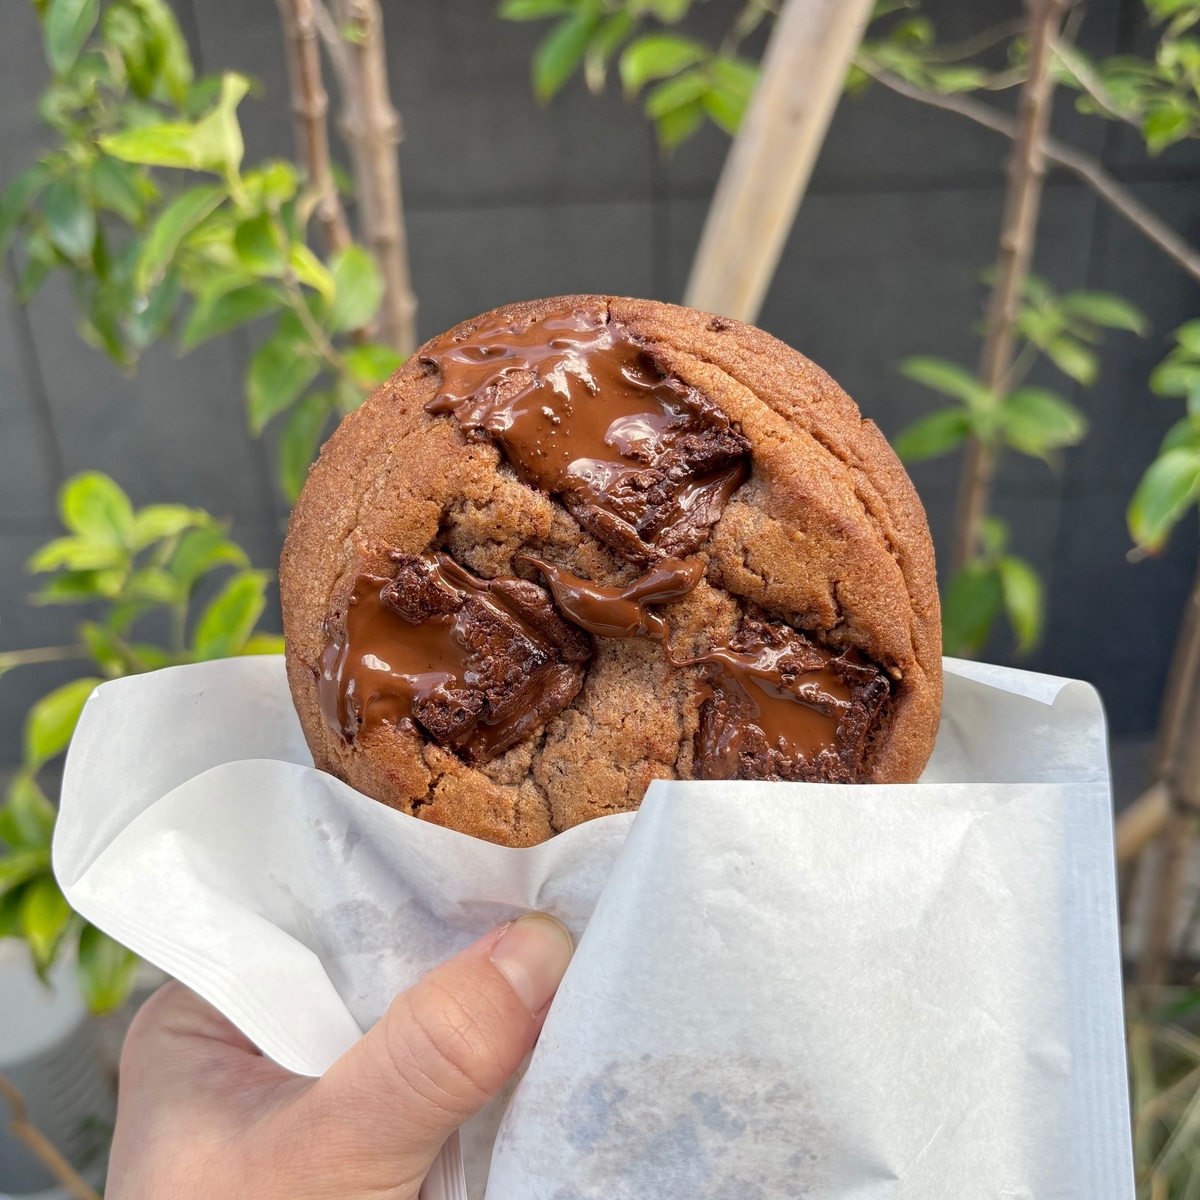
[332,0,417,355]
[0,1074,100,1200]
[861,64,1200,286]
[1118,781,1172,865]
[275,0,352,256]
[685,0,876,321]
[953,0,1068,573]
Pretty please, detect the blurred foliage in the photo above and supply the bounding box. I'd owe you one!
[894,277,1144,656]
[1129,321,1200,554]
[497,0,762,147]
[0,472,283,1012]
[1,0,402,503]
[1130,986,1200,1197]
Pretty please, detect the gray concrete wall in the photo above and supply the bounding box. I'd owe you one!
[2,0,1197,772]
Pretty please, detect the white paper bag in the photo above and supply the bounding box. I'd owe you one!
[52,657,1133,1198]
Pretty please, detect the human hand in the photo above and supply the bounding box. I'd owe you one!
[105,913,574,1199]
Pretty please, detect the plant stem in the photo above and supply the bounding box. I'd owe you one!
[275,0,353,257]
[0,1074,100,1200]
[0,645,86,671]
[953,0,1068,573]
[861,64,1200,287]
[331,0,417,356]
[684,0,876,322]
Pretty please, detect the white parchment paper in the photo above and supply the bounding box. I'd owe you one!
[52,656,1133,1198]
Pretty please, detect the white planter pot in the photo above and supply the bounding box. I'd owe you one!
[0,940,112,1197]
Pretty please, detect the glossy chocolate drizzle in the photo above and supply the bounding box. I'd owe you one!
[421,306,749,562]
[317,553,589,762]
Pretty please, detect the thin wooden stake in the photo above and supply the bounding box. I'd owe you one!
[275,0,352,256]
[683,0,875,322]
[0,1073,100,1200]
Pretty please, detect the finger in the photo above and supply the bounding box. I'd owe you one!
[308,913,573,1186]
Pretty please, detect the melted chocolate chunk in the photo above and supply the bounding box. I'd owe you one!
[519,555,704,641]
[421,306,750,564]
[687,615,890,783]
[317,553,591,762]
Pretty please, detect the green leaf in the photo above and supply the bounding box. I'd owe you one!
[245,161,298,208]
[191,570,269,659]
[100,73,249,173]
[498,0,570,17]
[1061,291,1148,335]
[927,65,989,93]
[1144,99,1194,152]
[891,408,972,463]
[42,176,95,261]
[0,776,56,851]
[978,515,1009,557]
[240,632,286,656]
[27,535,124,573]
[34,570,123,604]
[941,561,1003,657]
[234,211,286,275]
[289,243,335,301]
[45,0,99,74]
[0,890,23,939]
[344,343,402,387]
[1150,358,1200,397]
[631,0,690,19]
[1128,447,1200,552]
[59,472,135,546]
[24,678,101,769]
[645,68,709,118]
[136,185,224,294]
[0,162,53,256]
[168,526,249,589]
[125,567,182,603]
[533,2,601,102]
[101,122,208,169]
[279,392,332,501]
[900,357,991,407]
[997,556,1044,653]
[79,620,130,676]
[1161,415,1200,454]
[181,282,281,350]
[1174,320,1200,357]
[619,34,707,95]
[136,0,195,104]
[1043,335,1098,386]
[326,245,384,333]
[246,331,321,432]
[130,504,208,551]
[20,876,73,970]
[655,99,704,148]
[702,77,750,135]
[0,849,51,900]
[77,924,139,1015]
[1000,388,1088,457]
[194,71,250,174]
[89,155,147,224]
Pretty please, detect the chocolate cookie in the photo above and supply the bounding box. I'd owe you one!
[280,296,942,847]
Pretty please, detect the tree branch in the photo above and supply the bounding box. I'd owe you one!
[861,63,1200,286]
[274,0,352,256]
[952,0,1068,574]
[332,0,417,356]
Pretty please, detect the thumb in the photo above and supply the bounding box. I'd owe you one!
[308,912,573,1190]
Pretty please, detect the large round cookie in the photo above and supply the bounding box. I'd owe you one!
[281,296,942,847]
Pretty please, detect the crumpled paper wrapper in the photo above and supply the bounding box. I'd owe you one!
[53,656,1133,1199]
